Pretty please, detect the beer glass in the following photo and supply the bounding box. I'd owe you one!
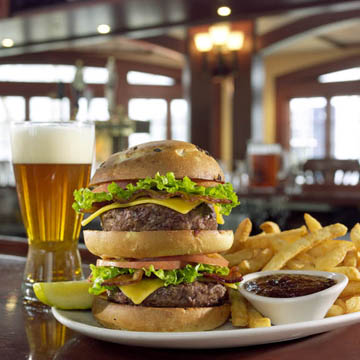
[247,143,282,189]
[10,121,95,302]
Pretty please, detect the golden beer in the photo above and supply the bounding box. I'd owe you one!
[11,121,94,301]
[13,163,90,245]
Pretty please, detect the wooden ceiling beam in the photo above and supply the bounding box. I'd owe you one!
[277,53,360,84]
[257,8,360,53]
[0,50,182,80]
[316,35,347,49]
[139,36,186,55]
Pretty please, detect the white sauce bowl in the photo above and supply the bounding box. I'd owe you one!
[238,270,348,325]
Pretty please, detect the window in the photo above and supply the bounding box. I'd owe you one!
[319,67,360,83]
[289,97,326,163]
[30,97,70,122]
[127,71,175,86]
[0,96,25,161]
[0,64,108,84]
[0,96,26,123]
[170,99,189,141]
[331,96,360,159]
[289,95,360,162]
[128,98,167,147]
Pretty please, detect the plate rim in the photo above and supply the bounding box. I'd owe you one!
[52,307,360,348]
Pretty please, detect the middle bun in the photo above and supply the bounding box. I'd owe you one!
[84,229,234,259]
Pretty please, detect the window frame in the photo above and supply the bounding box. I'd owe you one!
[276,54,360,158]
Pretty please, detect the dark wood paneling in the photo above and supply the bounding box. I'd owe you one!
[127,84,182,99]
[0,82,103,98]
[0,0,9,18]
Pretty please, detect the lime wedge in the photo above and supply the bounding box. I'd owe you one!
[33,280,93,309]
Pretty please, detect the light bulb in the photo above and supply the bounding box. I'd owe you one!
[217,6,231,17]
[194,33,213,52]
[209,24,230,46]
[226,31,244,51]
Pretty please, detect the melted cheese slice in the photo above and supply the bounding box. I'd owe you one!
[82,197,224,226]
[119,279,164,305]
[214,204,224,225]
[225,283,238,289]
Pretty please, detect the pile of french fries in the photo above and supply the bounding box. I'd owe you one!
[224,213,360,328]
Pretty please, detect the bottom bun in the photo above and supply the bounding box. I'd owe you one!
[92,296,230,332]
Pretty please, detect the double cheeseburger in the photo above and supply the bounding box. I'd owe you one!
[73,140,240,332]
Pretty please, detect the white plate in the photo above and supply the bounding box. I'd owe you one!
[52,308,360,349]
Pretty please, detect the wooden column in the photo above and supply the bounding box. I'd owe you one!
[185,21,254,167]
[184,28,218,157]
[233,21,254,165]
[325,97,332,157]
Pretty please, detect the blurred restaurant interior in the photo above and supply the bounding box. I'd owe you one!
[2,0,360,238]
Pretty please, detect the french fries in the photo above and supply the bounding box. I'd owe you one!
[350,223,360,250]
[314,241,354,270]
[260,221,281,234]
[229,289,248,327]
[227,213,360,328]
[262,224,347,271]
[343,250,357,267]
[225,218,252,254]
[247,303,271,328]
[345,296,360,313]
[224,248,257,267]
[237,248,274,275]
[304,213,322,232]
[244,226,307,250]
[326,304,344,317]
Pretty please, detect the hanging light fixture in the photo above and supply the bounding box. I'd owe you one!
[194,23,245,76]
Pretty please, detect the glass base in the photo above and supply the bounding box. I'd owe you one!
[22,243,83,302]
[22,281,40,303]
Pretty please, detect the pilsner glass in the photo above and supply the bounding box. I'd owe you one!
[10,121,95,302]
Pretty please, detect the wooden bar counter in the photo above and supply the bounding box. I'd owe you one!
[1,236,360,360]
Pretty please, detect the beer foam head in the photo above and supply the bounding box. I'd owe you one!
[11,122,95,164]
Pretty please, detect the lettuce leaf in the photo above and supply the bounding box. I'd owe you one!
[89,263,230,296]
[73,172,239,215]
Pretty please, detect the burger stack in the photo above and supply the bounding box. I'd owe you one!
[73,140,241,332]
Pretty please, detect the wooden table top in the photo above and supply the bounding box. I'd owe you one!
[2,236,360,360]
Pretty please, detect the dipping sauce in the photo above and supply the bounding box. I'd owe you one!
[244,274,336,298]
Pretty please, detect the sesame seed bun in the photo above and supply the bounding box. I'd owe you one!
[90,140,224,186]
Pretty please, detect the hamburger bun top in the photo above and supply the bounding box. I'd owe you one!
[90,140,224,186]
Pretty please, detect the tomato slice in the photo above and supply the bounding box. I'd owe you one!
[97,253,228,270]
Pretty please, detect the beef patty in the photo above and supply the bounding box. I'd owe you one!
[106,281,228,307]
[101,203,217,231]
